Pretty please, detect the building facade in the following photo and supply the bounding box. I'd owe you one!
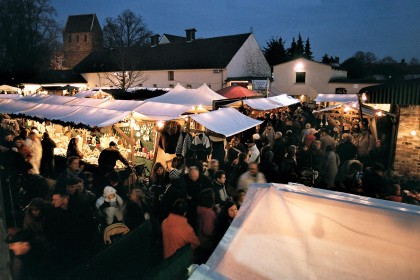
[63,14,103,69]
[74,30,270,91]
[271,58,379,101]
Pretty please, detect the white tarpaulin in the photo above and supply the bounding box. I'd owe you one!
[0,99,39,114]
[189,107,263,137]
[146,83,226,108]
[0,94,22,99]
[0,84,20,92]
[16,103,82,120]
[21,95,77,105]
[55,107,134,127]
[134,101,197,121]
[64,98,109,107]
[97,99,145,111]
[315,94,359,103]
[191,183,420,280]
[229,94,300,110]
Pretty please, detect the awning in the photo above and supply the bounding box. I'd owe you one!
[360,79,420,105]
[314,94,359,103]
[64,98,109,107]
[228,94,300,110]
[0,84,20,92]
[16,103,82,120]
[134,101,197,121]
[217,85,262,99]
[55,107,135,127]
[0,99,39,114]
[190,107,263,137]
[21,95,77,105]
[97,99,145,111]
[146,83,226,108]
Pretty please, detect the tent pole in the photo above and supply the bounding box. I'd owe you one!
[130,114,135,163]
[151,127,160,169]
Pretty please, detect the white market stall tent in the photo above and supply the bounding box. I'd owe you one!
[0,84,20,93]
[314,93,359,103]
[146,83,226,108]
[191,183,420,280]
[75,90,112,99]
[189,107,263,137]
[21,94,78,105]
[64,97,109,107]
[0,99,39,114]
[0,93,22,99]
[16,103,83,120]
[228,94,301,110]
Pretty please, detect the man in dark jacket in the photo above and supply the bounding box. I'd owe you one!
[98,141,131,175]
[41,132,57,178]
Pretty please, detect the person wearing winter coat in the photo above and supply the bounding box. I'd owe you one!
[96,186,124,225]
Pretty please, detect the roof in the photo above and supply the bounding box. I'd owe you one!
[74,33,251,73]
[24,70,86,84]
[160,34,185,43]
[64,14,100,33]
[360,78,420,105]
[217,85,262,98]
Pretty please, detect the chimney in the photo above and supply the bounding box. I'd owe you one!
[150,34,160,47]
[185,28,197,42]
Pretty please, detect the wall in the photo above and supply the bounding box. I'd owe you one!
[227,34,271,78]
[394,105,420,178]
[82,68,226,90]
[271,58,378,100]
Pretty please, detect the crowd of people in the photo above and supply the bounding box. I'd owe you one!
[0,104,409,279]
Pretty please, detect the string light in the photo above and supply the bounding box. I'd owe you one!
[361,93,367,102]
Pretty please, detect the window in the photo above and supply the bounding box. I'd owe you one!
[169,84,174,88]
[153,84,157,88]
[295,72,306,83]
[168,71,174,81]
[84,34,87,42]
[208,85,211,89]
[186,84,192,89]
[69,35,72,42]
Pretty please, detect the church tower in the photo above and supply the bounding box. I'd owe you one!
[63,14,103,69]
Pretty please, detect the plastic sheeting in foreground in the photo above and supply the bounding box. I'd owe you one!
[190,183,420,280]
[189,108,263,137]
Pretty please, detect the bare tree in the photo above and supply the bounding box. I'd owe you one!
[0,0,60,73]
[100,9,152,90]
[98,47,149,90]
[103,9,152,48]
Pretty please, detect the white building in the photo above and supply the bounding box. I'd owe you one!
[74,29,271,92]
[271,58,380,102]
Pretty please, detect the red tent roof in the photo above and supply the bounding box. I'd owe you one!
[217,85,262,99]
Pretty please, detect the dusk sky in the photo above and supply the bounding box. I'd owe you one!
[51,0,420,62]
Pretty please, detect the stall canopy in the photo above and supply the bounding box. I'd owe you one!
[75,90,112,99]
[97,99,145,111]
[0,99,39,114]
[0,84,20,93]
[189,107,263,137]
[191,183,420,280]
[134,102,197,121]
[314,94,359,103]
[64,97,109,107]
[216,85,262,99]
[22,95,78,105]
[145,83,226,108]
[228,94,300,110]
[55,107,139,127]
[16,103,82,120]
[314,102,388,118]
[0,94,22,99]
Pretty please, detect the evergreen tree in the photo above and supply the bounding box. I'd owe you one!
[287,37,297,58]
[262,37,288,66]
[304,37,313,60]
[321,54,330,64]
[296,33,304,56]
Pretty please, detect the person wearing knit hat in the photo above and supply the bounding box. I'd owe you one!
[96,186,124,225]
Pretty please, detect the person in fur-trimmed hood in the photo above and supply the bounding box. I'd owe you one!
[96,186,124,225]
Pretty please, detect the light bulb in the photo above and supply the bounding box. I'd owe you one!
[410,130,416,136]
